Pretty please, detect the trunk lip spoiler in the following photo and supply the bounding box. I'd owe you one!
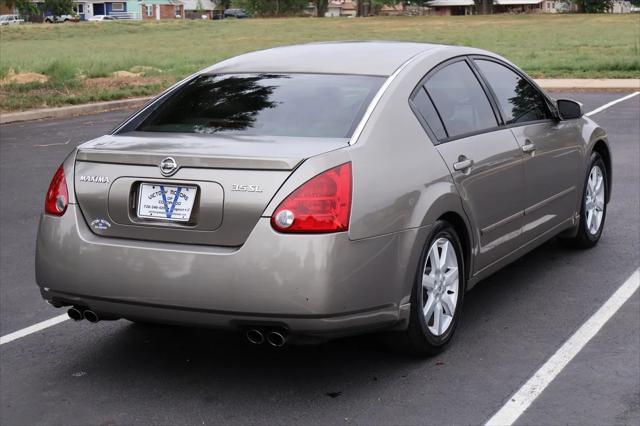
[75,149,302,171]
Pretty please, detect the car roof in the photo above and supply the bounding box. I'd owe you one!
[205,41,457,77]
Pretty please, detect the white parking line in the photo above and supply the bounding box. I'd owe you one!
[0,313,69,346]
[585,91,639,116]
[485,268,640,426]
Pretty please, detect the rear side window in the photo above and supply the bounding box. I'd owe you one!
[136,73,384,139]
[475,59,551,124]
[411,87,447,141]
[424,61,498,139]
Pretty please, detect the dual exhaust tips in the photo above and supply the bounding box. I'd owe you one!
[67,307,100,323]
[246,328,288,348]
[69,307,287,347]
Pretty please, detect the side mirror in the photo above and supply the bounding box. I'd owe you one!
[556,99,583,120]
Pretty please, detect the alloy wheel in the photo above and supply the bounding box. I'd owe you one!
[585,165,605,235]
[422,237,459,336]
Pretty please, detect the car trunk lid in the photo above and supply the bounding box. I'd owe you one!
[74,132,347,246]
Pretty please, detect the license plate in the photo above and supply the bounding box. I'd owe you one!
[137,183,197,222]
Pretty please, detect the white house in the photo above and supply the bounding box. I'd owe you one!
[610,0,632,12]
[181,0,218,19]
[325,0,357,17]
[426,0,474,15]
[492,0,545,12]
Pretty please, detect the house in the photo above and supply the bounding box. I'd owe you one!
[32,0,131,20]
[426,0,474,15]
[36,1,143,20]
[541,0,559,13]
[0,3,15,14]
[609,0,632,12]
[181,0,217,18]
[82,1,140,19]
[378,3,404,15]
[34,0,184,20]
[139,0,185,19]
[492,0,544,13]
[325,0,357,17]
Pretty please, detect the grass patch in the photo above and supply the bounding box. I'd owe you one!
[43,60,79,86]
[1,15,639,111]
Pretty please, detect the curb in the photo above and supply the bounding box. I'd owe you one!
[1,79,639,125]
[0,97,152,125]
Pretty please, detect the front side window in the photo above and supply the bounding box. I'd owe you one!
[136,73,384,139]
[424,61,498,139]
[111,2,124,11]
[475,59,551,124]
[146,5,153,16]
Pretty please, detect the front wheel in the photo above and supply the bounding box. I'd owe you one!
[568,152,608,249]
[396,220,465,356]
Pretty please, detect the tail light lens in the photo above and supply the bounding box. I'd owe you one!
[271,162,352,233]
[45,164,69,216]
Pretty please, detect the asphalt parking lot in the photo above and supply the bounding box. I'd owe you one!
[0,91,638,425]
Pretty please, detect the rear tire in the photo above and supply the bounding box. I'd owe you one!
[396,220,465,356]
[568,152,608,249]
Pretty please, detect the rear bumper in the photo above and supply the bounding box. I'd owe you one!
[36,205,428,338]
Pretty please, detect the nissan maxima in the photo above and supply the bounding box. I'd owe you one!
[36,42,611,355]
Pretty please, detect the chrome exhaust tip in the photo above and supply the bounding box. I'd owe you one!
[246,329,265,345]
[83,310,99,323]
[266,331,287,348]
[67,307,83,321]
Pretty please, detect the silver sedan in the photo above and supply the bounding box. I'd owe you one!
[36,42,611,355]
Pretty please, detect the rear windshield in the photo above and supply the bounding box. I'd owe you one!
[136,73,384,138]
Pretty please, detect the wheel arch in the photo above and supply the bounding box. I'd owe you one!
[592,140,612,203]
[437,211,473,288]
[417,188,475,287]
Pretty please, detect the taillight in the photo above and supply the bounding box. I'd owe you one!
[45,164,69,216]
[271,162,352,233]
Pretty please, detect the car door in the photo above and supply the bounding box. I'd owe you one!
[411,59,527,274]
[473,58,582,240]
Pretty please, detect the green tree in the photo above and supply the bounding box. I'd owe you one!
[216,0,231,18]
[474,0,493,14]
[314,0,328,16]
[44,0,73,16]
[574,0,613,12]
[16,0,39,17]
[237,0,306,16]
[196,0,205,15]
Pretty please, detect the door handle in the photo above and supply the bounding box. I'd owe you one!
[453,156,473,172]
[522,140,536,154]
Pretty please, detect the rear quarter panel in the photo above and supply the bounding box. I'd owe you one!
[345,47,479,242]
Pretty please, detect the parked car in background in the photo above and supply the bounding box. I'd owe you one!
[223,8,249,18]
[44,14,78,23]
[36,42,611,355]
[87,15,116,21]
[0,15,24,25]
